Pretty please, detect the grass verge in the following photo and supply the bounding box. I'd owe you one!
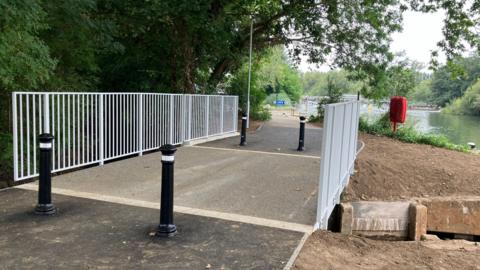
[359,114,469,152]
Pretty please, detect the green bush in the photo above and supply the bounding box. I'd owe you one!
[443,80,480,115]
[308,114,321,123]
[359,114,469,152]
[250,107,272,121]
[0,133,13,186]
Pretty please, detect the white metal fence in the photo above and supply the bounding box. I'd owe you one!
[12,92,238,181]
[316,100,360,229]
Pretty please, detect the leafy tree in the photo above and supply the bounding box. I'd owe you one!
[316,75,343,119]
[302,70,362,96]
[257,47,302,103]
[444,80,480,115]
[40,0,118,90]
[0,1,55,92]
[408,79,433,103]
[430,55,480,106]
[225,53,266,116]
[0,0,56,183]
[95,0,480,93]
[356,55,421,100]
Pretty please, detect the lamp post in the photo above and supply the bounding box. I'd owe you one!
[246,16,253,128]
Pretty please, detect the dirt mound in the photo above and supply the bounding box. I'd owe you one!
[344,133,480,201]
[294,231,480,270]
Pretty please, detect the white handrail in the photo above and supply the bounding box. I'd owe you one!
[12,92,238,181]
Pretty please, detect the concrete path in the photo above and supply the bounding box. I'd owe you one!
[27,146,320,226]
[0,189,305,269]
[202,111,323,157]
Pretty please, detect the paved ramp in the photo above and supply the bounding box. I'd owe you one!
[202,111,323,156]
[1,189,305,269]
[29,146,320,226]
[16,112,323,231]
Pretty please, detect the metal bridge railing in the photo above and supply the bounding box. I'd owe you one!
[12,92,238,181]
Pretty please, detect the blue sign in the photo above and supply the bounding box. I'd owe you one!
[274,100,285,105]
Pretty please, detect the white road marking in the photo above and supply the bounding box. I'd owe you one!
[16,183,314,234]
[283,232,310,270]
[190,145,321,159]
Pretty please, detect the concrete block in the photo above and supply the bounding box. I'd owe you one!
[408,203,427,241]
[417,196,480,236]
[421,234,440,241]
[350,201,410,239]
[340,203,353,235]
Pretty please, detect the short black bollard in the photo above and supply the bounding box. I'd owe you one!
[156,144,177,237]
[239,112,247,146]
[297,116,306,151]
[35,133,56,215]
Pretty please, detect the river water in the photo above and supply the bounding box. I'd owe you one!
[360,104,480,146]
[297,101,480,145]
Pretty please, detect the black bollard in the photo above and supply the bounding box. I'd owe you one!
[240,112,247,146]
[35,133,56,215]
[156,144,177,237]
[297,116,306,151]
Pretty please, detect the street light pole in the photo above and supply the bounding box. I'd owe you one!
[246,16,253,128]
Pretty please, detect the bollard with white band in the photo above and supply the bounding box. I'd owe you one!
[35,133,56,215]
[156,144,177,237]
[297,116,306,151]
[240,112,247,146]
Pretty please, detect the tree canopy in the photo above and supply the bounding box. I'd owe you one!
[430,56,480,106]
[2,0,480,183]
[302,70,362,96]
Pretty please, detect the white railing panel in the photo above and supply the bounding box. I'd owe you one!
[316,101,360,229]
[12,92,238,181]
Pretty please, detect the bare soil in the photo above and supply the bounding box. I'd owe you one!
[344,133,480,201]
[294,231,480,270]
[295,134,480,269]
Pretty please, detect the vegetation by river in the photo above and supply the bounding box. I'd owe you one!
[362,106,480,146]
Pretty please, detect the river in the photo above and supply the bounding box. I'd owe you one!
[297,101,480,145]
[361,104,480,146]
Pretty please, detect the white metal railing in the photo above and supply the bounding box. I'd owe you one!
[315,100,360,229]
[12,92,238,181]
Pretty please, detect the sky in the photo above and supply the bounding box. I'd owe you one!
[298,11,446,72]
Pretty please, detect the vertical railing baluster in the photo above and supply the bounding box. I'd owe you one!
[205,96,209,137]
[26,95,30,176]
[99,94,104,165]
[139,94,143,156]
[62,95,66,167]
[57,95,61,168]
[12,93,18,180]
[220,96,224,133]
[169,95,173,144]
[33,95,37,174]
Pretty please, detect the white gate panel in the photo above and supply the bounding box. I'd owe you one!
[316,101,360,229]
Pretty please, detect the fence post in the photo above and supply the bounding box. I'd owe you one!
[205,96,209,137]
[188,95,192,141]
[220,96,224,133]
[139,94,143,156]
[99,94,104,165]
[234,97,238,132]
[12,93,18,181]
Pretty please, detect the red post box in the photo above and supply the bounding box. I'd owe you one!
[389,96,407,132]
